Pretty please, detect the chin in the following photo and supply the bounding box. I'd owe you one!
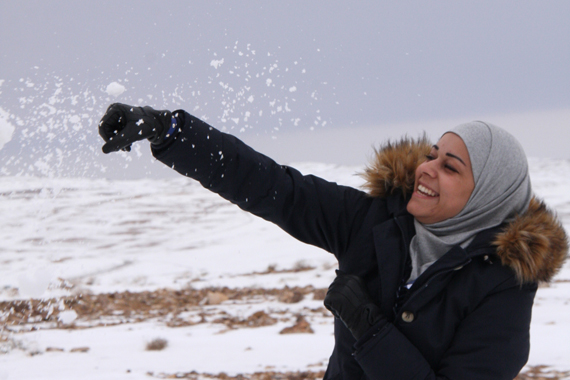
[406,198,423,217]
[407,204,438,224]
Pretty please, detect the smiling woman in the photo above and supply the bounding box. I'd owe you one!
[406,122,534,283]
[98,104,568,379]
[407,132,475,224]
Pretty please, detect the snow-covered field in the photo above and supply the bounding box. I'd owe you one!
[1,160,569,379]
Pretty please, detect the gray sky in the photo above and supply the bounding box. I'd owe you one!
[1,1,569,178]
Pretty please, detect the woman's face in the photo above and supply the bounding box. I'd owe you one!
[406,133,475,224]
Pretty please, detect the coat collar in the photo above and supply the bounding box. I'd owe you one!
[361,136,568,284]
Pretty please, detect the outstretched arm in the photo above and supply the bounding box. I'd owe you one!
[151,110,373,255]
[98,104,374,256]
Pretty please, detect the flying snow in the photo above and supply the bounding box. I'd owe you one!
[58,310,78,325]
[105,81,126,97]
[210,58,225,69]
[0,107,15,150]
[16,268,53,298]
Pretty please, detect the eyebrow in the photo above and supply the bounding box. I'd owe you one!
[432,145,467,166]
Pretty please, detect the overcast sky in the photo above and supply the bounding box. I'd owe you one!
[1,1,569,177]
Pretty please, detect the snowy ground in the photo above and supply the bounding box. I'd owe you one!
[1,160,569,379]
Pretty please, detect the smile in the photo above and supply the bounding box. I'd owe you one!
[417,184,438,197]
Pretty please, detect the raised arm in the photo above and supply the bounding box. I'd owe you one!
[98,104,374,256]
[153,111,375,255]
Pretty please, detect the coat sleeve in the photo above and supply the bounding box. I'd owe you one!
[354,280,536,380]
[151,111,372,255]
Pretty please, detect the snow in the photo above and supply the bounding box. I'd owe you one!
[210,59,225,69]
[0,107,15,150]
[105,82,126,97]
[57,310,78,325]
[17,269,53,299]
[0,161,569,379]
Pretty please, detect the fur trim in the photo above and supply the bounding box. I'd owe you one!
[494,198,568,284]
[361,135,432,198]
[362,136,569,284]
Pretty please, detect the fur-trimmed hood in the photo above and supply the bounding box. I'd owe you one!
[362,137,568,284]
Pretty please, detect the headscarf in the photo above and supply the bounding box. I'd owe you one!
[408,121,533,281]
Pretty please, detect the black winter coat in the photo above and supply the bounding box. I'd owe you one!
[152,112,568,380]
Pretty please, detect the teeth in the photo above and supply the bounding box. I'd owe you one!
[418,184,437,197]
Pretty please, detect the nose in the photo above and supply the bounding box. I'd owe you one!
[420,159,438,178]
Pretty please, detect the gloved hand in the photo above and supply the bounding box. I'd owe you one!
[98,103,173,154]
[324,272,386,340]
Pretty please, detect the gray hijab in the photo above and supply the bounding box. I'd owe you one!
[408,121,533,282]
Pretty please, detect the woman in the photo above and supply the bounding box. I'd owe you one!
[99,103,567,379]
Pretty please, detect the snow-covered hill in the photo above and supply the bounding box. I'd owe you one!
[0,160,569,379]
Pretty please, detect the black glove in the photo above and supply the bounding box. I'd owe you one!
[98,103,173,154]
[324,272,385,340]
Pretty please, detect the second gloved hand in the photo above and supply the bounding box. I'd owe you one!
[98,103,173,154]
[324,272,386,340]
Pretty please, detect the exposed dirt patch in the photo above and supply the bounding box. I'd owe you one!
[148,370,326,379]
[279,316,314,334]
[146,338,168,351]
[515,365,570,379]
[0,285,327,330]
[213,310,278,331]
[246,261,316,276]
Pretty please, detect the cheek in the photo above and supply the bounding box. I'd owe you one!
[459,177,475,201]
[444,181,472,211]
[412,165,423,186]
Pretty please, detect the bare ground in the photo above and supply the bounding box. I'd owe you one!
[0,285,326,330]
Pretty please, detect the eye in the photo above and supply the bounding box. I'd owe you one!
[425,154,435,161]
[445,164,459,173]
